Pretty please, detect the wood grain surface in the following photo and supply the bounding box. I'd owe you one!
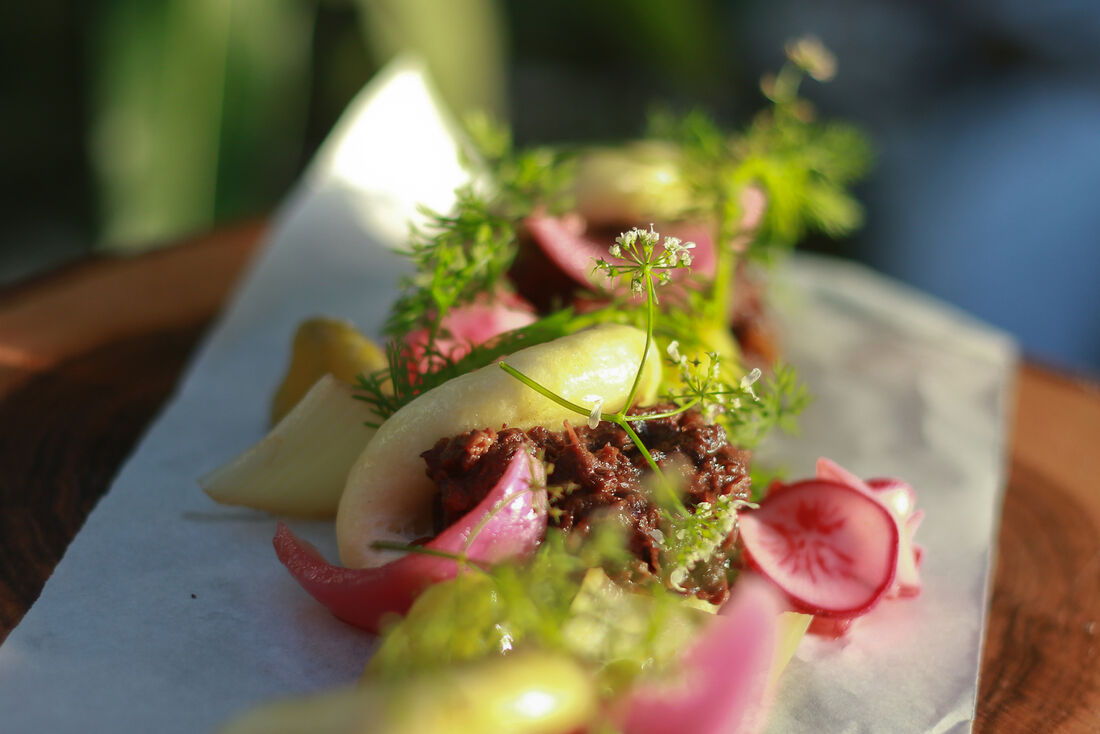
[0,224,1096,732]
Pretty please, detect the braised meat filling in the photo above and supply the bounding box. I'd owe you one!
[421,405,751,603]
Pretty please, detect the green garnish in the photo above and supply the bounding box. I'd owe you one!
[384,188,517,344]
[367,527,705,694]
[356,309,579,425]
[499,225,807,589]
[350,37,866,707]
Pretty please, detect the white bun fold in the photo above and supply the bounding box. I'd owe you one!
[336,323,660,568]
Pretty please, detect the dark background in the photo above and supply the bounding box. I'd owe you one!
[3,0,1099,373]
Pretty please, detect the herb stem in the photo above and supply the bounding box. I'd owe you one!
[629,399,700,422]
[619,268,657,417]
[613,415,688,516]
[498,363,591,415]
[710,198,738,330]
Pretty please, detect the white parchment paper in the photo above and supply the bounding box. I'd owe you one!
[0,60,1015,734]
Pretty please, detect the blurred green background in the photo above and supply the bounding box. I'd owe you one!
[3,0,1100,371]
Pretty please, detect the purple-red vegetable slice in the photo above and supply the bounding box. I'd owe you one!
[816,458,923,599]
[615,577,782,734]
[524,214,717,289]
[274,447,546,633]
[739,478,900,617]
[404,290,537,372]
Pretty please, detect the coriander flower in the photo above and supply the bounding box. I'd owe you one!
[584,395,604,429]
[740,367,762,399]
[785,35,837,82]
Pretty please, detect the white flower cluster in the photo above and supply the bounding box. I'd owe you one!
[665,344,761,422]
[660,494,755,592]
[595,226,696,295]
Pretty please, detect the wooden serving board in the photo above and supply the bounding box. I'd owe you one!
[0,222,1095,732]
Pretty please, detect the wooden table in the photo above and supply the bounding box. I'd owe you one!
[0,223,1097,732]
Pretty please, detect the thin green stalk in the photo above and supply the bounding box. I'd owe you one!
[498,363,590,415]
[613,415,688,516]
[709,201,737,330]
[629,399,701,422]
[619,269,657,418]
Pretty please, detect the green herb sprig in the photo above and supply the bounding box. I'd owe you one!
[647,35,871,327]
[498,227,807,590]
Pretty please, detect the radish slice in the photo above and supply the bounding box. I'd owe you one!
[814,457,869,494]
[866,477,917,520]
[274,448,546,633]
[405,291,537,372]
[739,479,900,617]
[815,458,923,600]
[891,509,924,598]
[616,577,782,734]
[806,615,855,639]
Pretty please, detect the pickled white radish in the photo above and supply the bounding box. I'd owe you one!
[276,448,546,633]
[200,375,377,517]
[740,479,900,617]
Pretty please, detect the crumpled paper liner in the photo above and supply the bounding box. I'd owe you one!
[0,58,1015,734]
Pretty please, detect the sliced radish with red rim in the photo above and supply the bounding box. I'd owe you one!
[739,479,900,617]
[814,458,923,601]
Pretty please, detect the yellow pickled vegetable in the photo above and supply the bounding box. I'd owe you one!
[271,317,387,425]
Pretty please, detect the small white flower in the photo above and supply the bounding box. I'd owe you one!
[584,395,604,429]
[609,243,622,258]
[740,367,762,398]
[666,340,683,364]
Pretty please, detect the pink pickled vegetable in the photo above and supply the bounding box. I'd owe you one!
[274,448,546,633]
[524,214,717,289]
[806,615,855,639]
[816,458,923,598]
[616,577,782,734]
[405,290,537,372]
[739,478,900,617]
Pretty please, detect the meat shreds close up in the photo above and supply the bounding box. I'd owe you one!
[421,405,752,603]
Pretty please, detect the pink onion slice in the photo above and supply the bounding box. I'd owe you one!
[524,214,717,290]
[739,479,900,617]
[616,577,782,734]
[405,290,537,372]
[274,448,547,633]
